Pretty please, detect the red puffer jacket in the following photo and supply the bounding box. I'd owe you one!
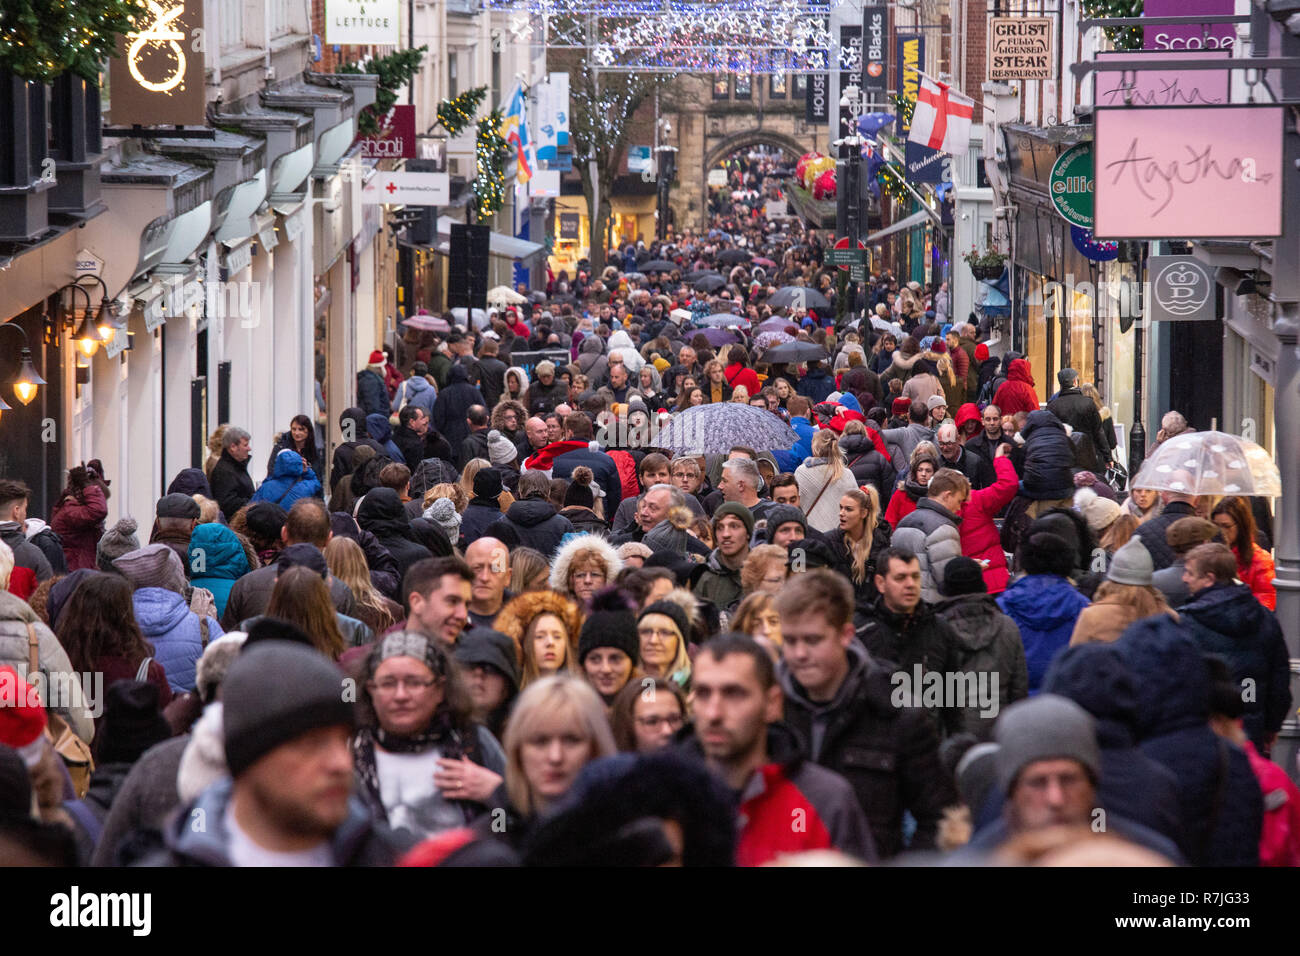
[1237,543,1277,611]
[51,484,108,571]
[725,363,761,397]
[992,359,1040,417]
[958,455,1020,594]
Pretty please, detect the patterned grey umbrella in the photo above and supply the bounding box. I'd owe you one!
[767,286,831,311]
[652,403,798,455]
[698,313,749,328]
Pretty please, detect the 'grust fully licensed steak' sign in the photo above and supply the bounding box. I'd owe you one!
[988,17,1055,81]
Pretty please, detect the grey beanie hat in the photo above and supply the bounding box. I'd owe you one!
[222,641,354,777]
[423,496,463,540]
[486,429,518,467]
[995,694,1101,795]
[1106,535,1154,587]
[764,504,807,544]
[643,516,689,554]
[112,543,187,594]
[97,517,141,572]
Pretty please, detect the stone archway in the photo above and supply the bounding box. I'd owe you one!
[698,129,810,231]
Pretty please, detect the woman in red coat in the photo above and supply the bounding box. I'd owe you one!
[50,465,109,571]
[724,344,762,398]
[884,442,939,529]
[1212,496,1277,611]
[958,448,1020,594]
[992,358,1040,417]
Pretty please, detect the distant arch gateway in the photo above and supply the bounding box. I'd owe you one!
[703,129,808,171]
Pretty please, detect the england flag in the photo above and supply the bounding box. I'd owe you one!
[907,74,975,156]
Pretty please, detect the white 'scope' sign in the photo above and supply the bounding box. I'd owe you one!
[362,172,450,206]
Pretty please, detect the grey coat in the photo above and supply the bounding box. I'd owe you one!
[881,422,936,475]
[933,593,1029,739]
[890,498,963,604]
[0,590,94,742]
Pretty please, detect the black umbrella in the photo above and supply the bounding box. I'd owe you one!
[767,286,831,311]
[761,341,829,364]
[549,292,578,305]
[717,248,752,264]
[694,275,726,293]
[641,259,677,273]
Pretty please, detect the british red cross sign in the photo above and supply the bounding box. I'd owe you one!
[362,171,450,205]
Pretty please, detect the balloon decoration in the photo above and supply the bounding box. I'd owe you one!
[813,167,837,200]
[796,151,823,185]
[802,155,835,191]
[1071,225,1119,262]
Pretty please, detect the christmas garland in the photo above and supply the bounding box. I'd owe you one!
[1082,0,1143,51]
[0,0,143,82]
[890,92,914,129]
[437,86,487,137]
[877,162,909,203]
[339,46,427,136]
[474,109,509,220]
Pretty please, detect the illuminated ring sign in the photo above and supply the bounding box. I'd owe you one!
[127,1,187,94]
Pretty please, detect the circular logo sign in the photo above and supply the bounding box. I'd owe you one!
[1049,142,1094,229]
[867,63,884,78]
[1154,260,1212,317]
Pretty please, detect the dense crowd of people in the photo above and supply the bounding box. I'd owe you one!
[0,169,1292,867]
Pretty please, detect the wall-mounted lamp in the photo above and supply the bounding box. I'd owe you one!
[0,321,46,410]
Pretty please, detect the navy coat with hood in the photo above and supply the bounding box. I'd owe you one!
[996,574,1089,694]
[1017,409,1076,500]
[330,407,385,494]
[1117,616,1263,866]
[431,364,485,452]
[1178,581,1292,753]
[491,496,574,558]
[357,367,390,418]
[356,488,434,579]
[364,414,404,464]
[1042,642,1184,845]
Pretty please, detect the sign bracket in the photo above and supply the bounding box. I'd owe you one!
[103,125,215,139]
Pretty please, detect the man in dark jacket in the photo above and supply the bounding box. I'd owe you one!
[936,422,995,491]
[527,360,569,413]
[776,570,956,858]
[1047,368,1110,471]
[963,402,1006,467]
[686,633,878,865]
[855,547,963,734]
[356,487,434,580]
[392,406,450,472]
[209,427,255,521]
[491,469,574,558]
[146,642,397,866]
[331,407,385,496]
[460,468,507,548]
[356,351,391,418]
[1016,409,1075,504]
[476,338,509,408]
[1042,642,1184,846]
[0,479,54,583]
[526,412,623,511]
[1178,543,1291,754]
[432,364,485,454]
[1118,615,1263,866]
[796,361,835,404]
[1132,487,1199,571]
[458,405,492,469]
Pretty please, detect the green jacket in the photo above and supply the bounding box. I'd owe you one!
[693,549,744,614]
[429,352,453,390]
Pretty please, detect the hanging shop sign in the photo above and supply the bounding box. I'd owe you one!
[108,0,206,126]
[1048,142,1093,229]
[862,5,888,97]
[356,105,416,159]
[988,17,1055,81]
[325,0,400,45]
[1147,256,1216,321]
[1143,0,1236,50]
[1093,105,1283,239]
[897,34,945,184]
[361,171,450,206]
[1094,50,1230,107]
[559,213,581,240]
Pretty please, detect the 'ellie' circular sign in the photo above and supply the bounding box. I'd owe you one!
[1049,142,1094,230]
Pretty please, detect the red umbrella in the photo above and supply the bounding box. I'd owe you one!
[752,256,777,269]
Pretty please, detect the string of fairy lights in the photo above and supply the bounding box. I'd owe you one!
[0,0,144,82]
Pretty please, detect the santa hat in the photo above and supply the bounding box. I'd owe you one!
[367,350,385,366]
[0,665,49,768]
[975,343,990,362]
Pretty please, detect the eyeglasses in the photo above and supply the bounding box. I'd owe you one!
[635,714,684,730]
[639,626,677,640]
[368,677,438,694]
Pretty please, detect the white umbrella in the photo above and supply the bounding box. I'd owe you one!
[1132,430,1281,497]
[487,285,526,306]
[450,307,488,330]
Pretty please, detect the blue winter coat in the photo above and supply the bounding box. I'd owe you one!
[1018,409,1076,500]
[187,522,252,620]
[1042,642,1184,846]
[364,415,405,464]
[357,368,389,418]
[996,574,1089,693]
[772,415,815,473]
[392,375,438,418]
[251,450,324,509]
[132,588,224,693]
[1117,615,1263,866]
[796,370,835,404]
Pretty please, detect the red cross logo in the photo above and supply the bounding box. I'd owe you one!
[386,181,398,194]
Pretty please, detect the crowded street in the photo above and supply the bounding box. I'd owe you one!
[0,0,1297,909]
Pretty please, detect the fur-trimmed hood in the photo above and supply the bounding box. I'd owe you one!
[491,397,528,432]
[890,349,925,373]
[549,532,624,594]
[494,589,585,671]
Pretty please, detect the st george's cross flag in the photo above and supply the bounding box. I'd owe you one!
[907,73,974,156]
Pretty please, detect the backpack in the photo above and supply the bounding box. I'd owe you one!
[978,373,1006,407]
[27,624,93,798]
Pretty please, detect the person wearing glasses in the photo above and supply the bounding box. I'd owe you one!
[610,676,689,753]
[353,631,507,843]
[637,599,694,692]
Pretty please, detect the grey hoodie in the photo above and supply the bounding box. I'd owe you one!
[0,590,95,741]
[0,520,53,582]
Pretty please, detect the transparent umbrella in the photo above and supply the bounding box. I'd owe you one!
[1132,430,1281,497]
[653,403,798,455]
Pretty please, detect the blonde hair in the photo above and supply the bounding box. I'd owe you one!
[841,487,880,584]
[192,495,220,524]
[741,544,788,594]
[509,548,550,593]
[811,428,846,482]
[459,458,491,502]
[325,537,394,633]
[1092,580,1175,621]
[731,384,750,403]
[0,539,13,591]
[502,676,616,816]
[205,424,230,478]
[425,482,467,514]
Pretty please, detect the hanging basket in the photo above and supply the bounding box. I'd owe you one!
[970,263,1005,281]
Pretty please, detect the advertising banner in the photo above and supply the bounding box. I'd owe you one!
[862,5,888,97]
[108,0,205,126]
[356,105,416,159]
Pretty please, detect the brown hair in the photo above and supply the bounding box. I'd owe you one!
[1091,580,1174,620]
[56,573,154,674]
[928,468,971,499]
[1099,513,1138,553]
[609,677,687,752]
[740,544,788,594]
[267,566,347,660]
[284,498,331,548]
[378,462,411,493]
[325,537,394,633]
[773,568,854,631]
[1210,496,1258,566]
[1185,542,1238,583]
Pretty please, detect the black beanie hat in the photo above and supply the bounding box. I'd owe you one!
[578,588,640,664]
[941,556,987,597]
[639,599,690,648]
[1020,532,1075,578]
[94,680,172,766]
[764,504,807,544]
[474,467,504,500]
[455,627,522,694]
[223,641,354,777]
[564,476,595,510]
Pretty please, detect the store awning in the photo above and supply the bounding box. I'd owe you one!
[433,217,545,261]
[865,210,931,243]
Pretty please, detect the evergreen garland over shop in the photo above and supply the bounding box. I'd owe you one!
[474,109,509,220]
[1082,0,1144,51]
[0,0,143,82]
[437,86,487,136]
[339,46,427,136]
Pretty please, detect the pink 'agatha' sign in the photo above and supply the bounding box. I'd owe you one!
[1094,106,1283,239]
[1094,50,1229,107]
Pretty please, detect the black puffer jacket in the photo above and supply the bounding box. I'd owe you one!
[1017,409,1075,501]
[1047,387,1110,471]
[432,365,485,452]
[932,593,1029,740]
[492,497,574,558]
[840,434,895,501]
[210,450,255,521]
[1178,582,1291,752]
[823,518,892,612]
[356,488,434,579]
[330,407,385,495]
[779,642,958,858]
[854,596,964,735]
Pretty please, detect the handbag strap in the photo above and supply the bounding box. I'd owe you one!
[26,621,40,682]
[135,657,153,682]
[200,617,210,649]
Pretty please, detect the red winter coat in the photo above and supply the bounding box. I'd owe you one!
[884,485,920,529]
[992,359,1041,417]
[50,484,108,571]
[6,566,37,602]
[958,456,1020,594]
[607,449,641,501]
[1244,739,1300,866]
[725,363,761,397]
[1236,543,1277,611]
